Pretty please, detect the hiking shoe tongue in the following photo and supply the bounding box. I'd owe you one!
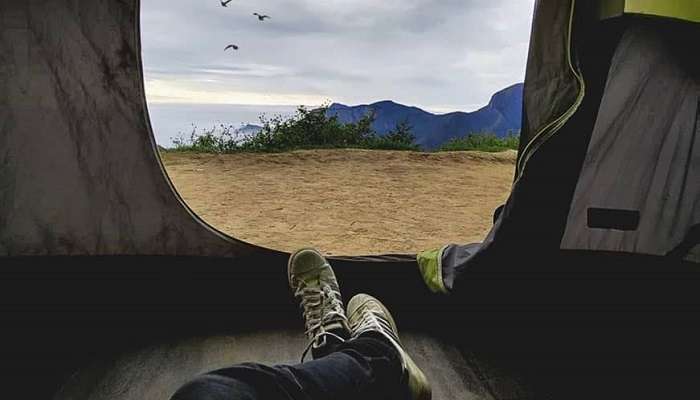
[347,294,432,400]
[288,248,350,359]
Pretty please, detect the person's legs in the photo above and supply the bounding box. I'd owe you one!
[171,335,404,400]
[291,335,406,400]
[171,248,431,400]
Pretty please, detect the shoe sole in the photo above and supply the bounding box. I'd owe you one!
[348,295,432,400]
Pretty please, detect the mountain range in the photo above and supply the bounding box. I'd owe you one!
[326,83,523,149]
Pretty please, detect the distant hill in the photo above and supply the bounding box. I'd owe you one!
[327,83,523,149]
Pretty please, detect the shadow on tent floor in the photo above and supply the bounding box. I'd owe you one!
[0,256,527,399]
[53,330,521,400]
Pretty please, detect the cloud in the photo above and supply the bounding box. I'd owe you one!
[141,0,535,111]
[146,79,330,105]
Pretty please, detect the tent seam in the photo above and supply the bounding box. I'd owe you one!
[515,0,586,182]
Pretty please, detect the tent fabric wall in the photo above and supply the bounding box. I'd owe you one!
[516,0,580,176]
[688,244,700,262]
[561,22,699,256]
[0,0,257,257]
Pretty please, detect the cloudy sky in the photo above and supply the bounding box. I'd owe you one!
[141,0,535,113]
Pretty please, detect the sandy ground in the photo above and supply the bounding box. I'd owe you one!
[161,149,516,256]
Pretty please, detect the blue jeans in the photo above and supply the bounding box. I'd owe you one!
[171,334,406,400]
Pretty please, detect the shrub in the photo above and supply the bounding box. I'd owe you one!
[366,120,420,151]
[167,106,421,153]
[240,106,377,152]
[439,132,520,153]
[170,124,243,153]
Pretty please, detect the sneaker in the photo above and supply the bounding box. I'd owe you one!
[288,248,350,360]
[347,294,432,400]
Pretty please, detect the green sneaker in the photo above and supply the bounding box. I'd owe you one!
[288,248,350,360]
[347,294,432,400]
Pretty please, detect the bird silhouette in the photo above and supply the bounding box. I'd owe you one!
[253,13,271,21]
[220,0,233,7]
[224,44,239,51]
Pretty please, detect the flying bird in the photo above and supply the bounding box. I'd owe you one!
[220,0,233,7]
[224,44,239,51]
[253,13,271,21]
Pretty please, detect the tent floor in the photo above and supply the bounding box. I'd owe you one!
[54,330,514,400]
[4,256,700,399]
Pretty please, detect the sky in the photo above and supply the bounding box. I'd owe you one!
[141,0,536,114]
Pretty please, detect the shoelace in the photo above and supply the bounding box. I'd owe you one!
[350,306,397,341]
[295,282,347,361]
[351,306,410,373]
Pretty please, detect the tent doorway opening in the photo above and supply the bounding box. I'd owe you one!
[141,0,533,255]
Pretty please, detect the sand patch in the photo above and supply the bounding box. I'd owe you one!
[162,149,515,256]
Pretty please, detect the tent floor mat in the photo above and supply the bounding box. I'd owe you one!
[53,330,522,400]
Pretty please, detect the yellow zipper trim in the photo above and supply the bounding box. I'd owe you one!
[515,0,586,182]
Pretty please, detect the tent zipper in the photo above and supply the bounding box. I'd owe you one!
[514,0,586,183]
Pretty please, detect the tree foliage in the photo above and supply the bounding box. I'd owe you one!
[171,106,420,153]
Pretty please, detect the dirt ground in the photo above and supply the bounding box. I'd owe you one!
[161,149,516,256]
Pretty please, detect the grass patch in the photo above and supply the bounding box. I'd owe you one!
[438,133,519,153]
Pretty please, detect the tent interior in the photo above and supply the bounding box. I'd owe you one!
[1,0,699,399]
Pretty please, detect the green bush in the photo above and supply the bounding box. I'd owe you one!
[240,106,378,152]
[439,132,520,153]
[168,106,420,153]
[166,108,520,154]
[366,120,420,151]
[170,124,242,154]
